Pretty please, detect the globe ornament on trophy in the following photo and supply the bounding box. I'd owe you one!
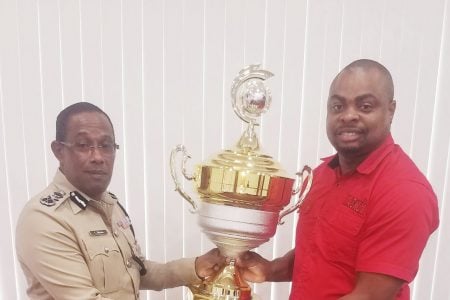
[170,65,313,299]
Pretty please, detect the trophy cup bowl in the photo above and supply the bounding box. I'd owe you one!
[170,65,312,299]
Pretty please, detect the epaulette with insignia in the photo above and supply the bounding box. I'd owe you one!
[70,191,88,210]
[40,190,67,207]
[108,192,117,199]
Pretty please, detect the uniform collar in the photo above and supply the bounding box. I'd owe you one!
[323,134,395,175]
[52,169,114,214]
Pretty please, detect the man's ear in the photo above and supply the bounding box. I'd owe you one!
[51,141,63,162]
[389,100,396,123]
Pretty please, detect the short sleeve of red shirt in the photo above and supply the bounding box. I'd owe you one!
[356,173,439,282]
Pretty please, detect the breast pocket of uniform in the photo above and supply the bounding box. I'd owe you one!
[319,204,366,264]
[82,236,124,293]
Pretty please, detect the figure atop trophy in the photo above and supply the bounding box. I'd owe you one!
[170,64,312,300]
[230,64,273,152]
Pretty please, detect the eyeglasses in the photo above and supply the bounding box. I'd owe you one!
[58,141,119,156]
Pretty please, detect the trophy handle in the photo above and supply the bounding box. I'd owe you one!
[170,144,198,212]
[278,165,313,225]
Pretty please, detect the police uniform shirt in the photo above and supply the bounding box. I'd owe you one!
[16,169,201,300]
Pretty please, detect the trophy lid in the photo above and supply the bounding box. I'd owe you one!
[202,145,291,179]
[206,64,291,178]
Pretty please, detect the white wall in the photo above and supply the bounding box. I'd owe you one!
[0,0,449,299]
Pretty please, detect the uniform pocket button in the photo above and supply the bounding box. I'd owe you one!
[126,259,132,268]
[104,247,109,254]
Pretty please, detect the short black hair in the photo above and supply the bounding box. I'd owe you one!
[55,102,115,141]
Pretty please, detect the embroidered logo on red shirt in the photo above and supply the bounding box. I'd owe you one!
[346,196,367,216]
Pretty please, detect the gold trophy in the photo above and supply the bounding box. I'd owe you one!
[170,65,312,299]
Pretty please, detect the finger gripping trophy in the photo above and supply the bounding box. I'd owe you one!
[170,65,312,300]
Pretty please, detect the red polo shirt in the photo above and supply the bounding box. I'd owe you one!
[290,134,439,299]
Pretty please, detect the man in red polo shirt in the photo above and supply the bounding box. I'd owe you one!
[236,59,439,299]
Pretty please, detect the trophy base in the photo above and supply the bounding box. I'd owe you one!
[189,260,253,300]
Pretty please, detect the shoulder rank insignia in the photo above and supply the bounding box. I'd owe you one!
[40,196,56,207]
[40,190,67,207]
[52,191,66,199]
[70,191,88,210]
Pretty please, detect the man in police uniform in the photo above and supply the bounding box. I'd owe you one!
[16,102,224,299]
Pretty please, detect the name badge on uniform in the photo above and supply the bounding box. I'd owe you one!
[89,229,108,236]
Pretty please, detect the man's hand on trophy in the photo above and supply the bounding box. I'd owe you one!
[236,249,295,283]
[235,251,271,283]
[194,248,226,280]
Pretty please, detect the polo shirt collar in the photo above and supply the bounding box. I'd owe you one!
[323,134,395,175]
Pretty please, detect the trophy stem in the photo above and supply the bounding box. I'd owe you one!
[238,121,259,152]
[189,259,253,300]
